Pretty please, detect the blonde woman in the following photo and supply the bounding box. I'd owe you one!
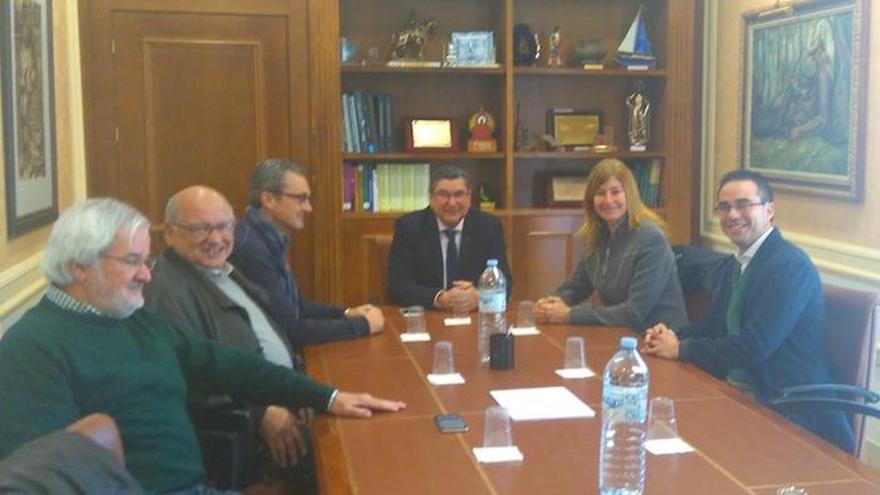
[534,159,688,331]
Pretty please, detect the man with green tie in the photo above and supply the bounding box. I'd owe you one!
[642,170,853,452]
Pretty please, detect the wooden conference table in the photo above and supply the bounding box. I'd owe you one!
[305,307,880,494]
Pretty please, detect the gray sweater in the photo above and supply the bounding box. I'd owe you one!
[554,219,688,331]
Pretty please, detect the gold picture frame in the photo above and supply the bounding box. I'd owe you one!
[405,119,459,152]
[546,109,601,148]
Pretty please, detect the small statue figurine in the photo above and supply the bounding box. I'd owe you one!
[514,102,533,151]
[467,107,497,153]
[478,183,496,211]
[340,37,358,65]
[626,80,651,150]
[548,26,563,67]
[513,24,539,67]
[392,11,439,61]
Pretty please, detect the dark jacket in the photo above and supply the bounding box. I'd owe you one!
[144,248,296,362]
[388,207,512,308]
[677,228,853,451]
[230,207,369,346]
[554,218,688,331]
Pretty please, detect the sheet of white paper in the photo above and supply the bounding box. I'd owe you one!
[554,367,596,379]
[444,317,472,326]
[509,326,540,336]
[427,373,465,385]
[490,386,595,421]
[400,332,431,342]
[645,438,695,455]
[472,446,524,463]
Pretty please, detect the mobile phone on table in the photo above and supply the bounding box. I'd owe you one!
[435,413,468,433]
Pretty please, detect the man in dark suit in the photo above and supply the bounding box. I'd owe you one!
[642,170,853,452]
[388,166,512,312]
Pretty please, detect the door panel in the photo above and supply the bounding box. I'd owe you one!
[112,13,288,220]
[82,1,316,296]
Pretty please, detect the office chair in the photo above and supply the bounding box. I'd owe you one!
[189,400,257,490]
[768,284,880,457]
[671,245,731,322]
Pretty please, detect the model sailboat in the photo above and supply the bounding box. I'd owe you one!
[615,5,656,69]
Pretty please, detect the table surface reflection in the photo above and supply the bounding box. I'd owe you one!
[305,307,880,495]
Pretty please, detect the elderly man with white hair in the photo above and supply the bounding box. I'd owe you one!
[0,198,405,495]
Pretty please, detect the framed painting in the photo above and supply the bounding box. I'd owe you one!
[1,0,57,238]
[740,0,868,200]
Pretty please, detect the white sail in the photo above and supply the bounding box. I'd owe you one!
[617,5,642,54]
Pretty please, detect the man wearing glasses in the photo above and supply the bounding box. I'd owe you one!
[0,198,405,495]
[144,185,322,487]
[642,170,853,452]
[229,158,384,347]
[388,165,512,312]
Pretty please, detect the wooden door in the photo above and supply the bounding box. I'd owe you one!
[80,0,316,295]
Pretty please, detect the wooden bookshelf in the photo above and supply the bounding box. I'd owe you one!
[310,0,698,303]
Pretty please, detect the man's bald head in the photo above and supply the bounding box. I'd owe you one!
[164,186,236,269]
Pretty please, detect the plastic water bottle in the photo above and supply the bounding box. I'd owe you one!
[600,336,649,495]
[478,259,507,364]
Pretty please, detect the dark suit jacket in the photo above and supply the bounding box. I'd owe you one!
[388,207,512,308]
[677,228,853,451]
[230,207,369,346]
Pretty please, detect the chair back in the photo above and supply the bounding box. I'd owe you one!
[672,245,731,322]
[823,284,880,457]
[361,233,393,305]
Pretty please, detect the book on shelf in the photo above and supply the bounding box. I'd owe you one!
[341,91,393,153]
[344,93,360,153]
[345,162,430,213]
[647,160,661,207]
[341,95,352,153]
[628,159,661,208]
[342,161,356,211]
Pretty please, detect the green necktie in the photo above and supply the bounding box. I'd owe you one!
[726,263,752,384]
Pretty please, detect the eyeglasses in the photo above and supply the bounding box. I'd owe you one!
[101,254,157,271]
[170,220,237,239]
[432,190,470,201]
[276,191,311,204]
[713,200,767,215]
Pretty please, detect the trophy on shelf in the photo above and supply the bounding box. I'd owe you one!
[513,24,540,67]
[626,80,651,151]
[571,39,606,70]
[547,26,563,67]
[478,183,496,211]
[593,125,616,153]
[389,11,440,67]
[467,107,498,153]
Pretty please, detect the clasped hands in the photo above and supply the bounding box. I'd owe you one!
[436,281,479,314]
[534,296,571,323]
[640,323,680,359]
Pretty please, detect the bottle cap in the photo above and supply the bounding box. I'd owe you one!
[620,336,637,349]
[487,259,498,267]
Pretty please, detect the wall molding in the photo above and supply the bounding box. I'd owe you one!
[702,227,880,289]
[0,252,48,319]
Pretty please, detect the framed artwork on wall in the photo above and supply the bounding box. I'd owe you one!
[1,0,58,238]
[739,0,868,200]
